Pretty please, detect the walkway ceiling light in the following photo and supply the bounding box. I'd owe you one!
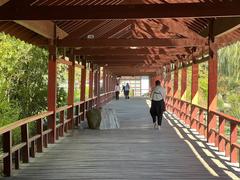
[87,34,94,39]
[130,46,138,49]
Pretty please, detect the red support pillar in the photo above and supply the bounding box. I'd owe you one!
[89,63,93,99]
[67,49,75,129]
[173,62,179,116]
[103,68,106,92]
[94,67,98,97]
[166,65,172,110]
[181,65,187,100]
[160,69,164,87]
[106,71,109,92]
[207,19,218,144]
[81,59,86,102]
[191,62,199,129]
[181,65,187,123]
[47,38,57,144]
[96,66,101,108]
[81,59,86,120]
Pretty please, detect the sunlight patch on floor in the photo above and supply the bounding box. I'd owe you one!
[173,127,184,139]
[184,140,219,177]
[165,111,240,179]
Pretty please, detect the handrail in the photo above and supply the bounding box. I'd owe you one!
[0,90,115,176]
[167,96,204,109]
[0,111,53,135]
[56,105,72,113]
[210,110,240,123]
[166,95,240,164]
[73,101,84,106]
[85,98,93,101]
[192,103,207,111]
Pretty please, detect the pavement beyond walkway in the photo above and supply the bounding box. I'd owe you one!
[8,97,239,179]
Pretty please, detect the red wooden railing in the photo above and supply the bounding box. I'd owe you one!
[0,91,114,176]
[166,96,240,164]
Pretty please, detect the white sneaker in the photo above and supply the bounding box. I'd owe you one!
[158,126,161,130]
[153,122,157,128]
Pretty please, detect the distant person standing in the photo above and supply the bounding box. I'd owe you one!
[150,80,166,130]
[115,83,120,100]
[125,83,130,99]
[122,85,125,97]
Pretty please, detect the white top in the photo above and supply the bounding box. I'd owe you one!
[151,85,166,101]
[115,85,120,92]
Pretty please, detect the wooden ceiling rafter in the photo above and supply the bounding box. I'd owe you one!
[2,2,240,20]
[1,0,240,76]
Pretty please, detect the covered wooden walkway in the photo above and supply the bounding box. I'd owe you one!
[8,98,238,179]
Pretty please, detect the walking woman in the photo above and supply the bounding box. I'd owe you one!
[150,80,166,130]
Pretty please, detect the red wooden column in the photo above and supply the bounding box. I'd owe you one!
[67,49,75,129]
[88,63,94,109]
[80,59,86,101]
[96,66,101,108]
[80,59,86,120]
[47,38,57,144]
[109,75,112,92]
[103,67,106,93]
[160,69,164,87]
[173,62,179,116]
[150,75,155,92]
[181,65,187,123]
[166,65,172,110]
[94,67,98,97]
[106,70,109,92]
[89,63,94,99]
[191,62,199,129]
[207,19,218,144]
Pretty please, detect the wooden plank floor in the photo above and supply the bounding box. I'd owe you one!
[7,97,239,179]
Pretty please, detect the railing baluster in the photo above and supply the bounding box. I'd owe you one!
[230,121,238,163]
[218,116,225,153]
[67,106,74,129]
[36,118,43,153]
[60,110,65,136]
[30,141,36,158]
[15,150,20,170]
[75,105,79,127]
[44,134,48,148]
[3,131,12,176]
[21,124,29,163]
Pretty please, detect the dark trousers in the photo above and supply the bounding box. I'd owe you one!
[115,91,119,100]
[150,100,164,126]
[125,90,129,99]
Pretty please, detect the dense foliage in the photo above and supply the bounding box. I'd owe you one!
[0,33,69,129]
[170,42,240,119]
[0,33,48,127]
[218,42,240,119]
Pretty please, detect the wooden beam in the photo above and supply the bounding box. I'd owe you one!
[58,38,207,47]
[0,0,9,6]
[14,20,68,39]
[74,48,167,56]
[201,17,240,37]
[1,3,240,20]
